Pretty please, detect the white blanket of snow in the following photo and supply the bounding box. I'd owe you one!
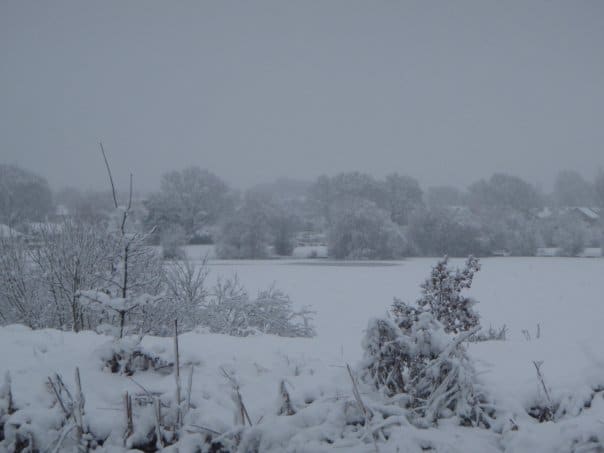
[2,257,604,452]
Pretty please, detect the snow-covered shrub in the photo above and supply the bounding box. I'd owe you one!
[410,321,492,428]
[201,277,315,337]
[0,238,47,328]
[361,258,491,427]
[417,256,481,334]
[361,310,492,427]
[162,257,210,333]
[328,199,407,259]
[361,317,408,397]
[30,219,113,332]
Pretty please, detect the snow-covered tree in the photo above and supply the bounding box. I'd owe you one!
[426,185,465,209]
[416,256,481,334]
[144,166,234,240]
[328,199,407,259]
[552,213,587,257]
[215,195,271,259]
[0,164,53,227]
[407,208,484,257]
[382,173,423,225]
[79,146,164,338]
[468,173,543,215]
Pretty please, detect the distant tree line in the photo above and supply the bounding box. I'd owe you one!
[2,163,604,259]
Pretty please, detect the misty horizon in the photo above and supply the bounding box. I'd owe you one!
[2,0,603,193]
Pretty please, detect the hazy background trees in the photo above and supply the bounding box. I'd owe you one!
[407,207,485,257]
[144,167,235,243]
[2,160,603,259]
[0,164,53,227]
[215,193,272,259]
[328,198,407,259]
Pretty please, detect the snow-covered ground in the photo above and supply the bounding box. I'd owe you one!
[2,256,604,451]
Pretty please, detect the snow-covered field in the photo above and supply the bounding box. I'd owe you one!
[2,256,604,452]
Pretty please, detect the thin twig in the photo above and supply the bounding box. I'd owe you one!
[185,424,222,436]
[174,319,182,428]
[47,377,69,417]
[154,397,163,449]
[100,141,119,209]
[347,363,379,453]
[124,392,133,444]
[185,365,194,416]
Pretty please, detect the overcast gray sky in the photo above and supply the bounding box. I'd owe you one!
[1,0,603,192]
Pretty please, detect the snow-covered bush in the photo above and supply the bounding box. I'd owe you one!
[30,219,113,332]
[361,257,491,427]
[0,238,46,328]
[361,317,408,397]
[362,310,492,427]
[201,276,315,337]
[409,319,492,428]
[417,255,481,334]
[162,257,210,333]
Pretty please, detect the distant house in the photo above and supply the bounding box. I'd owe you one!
[25,222,64,235]
[0,224,31,246]
[535,206,600,224]
[572,207,600,224]
[534,206,603,249]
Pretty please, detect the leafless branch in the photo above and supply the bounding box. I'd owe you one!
[100,141,119,209]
